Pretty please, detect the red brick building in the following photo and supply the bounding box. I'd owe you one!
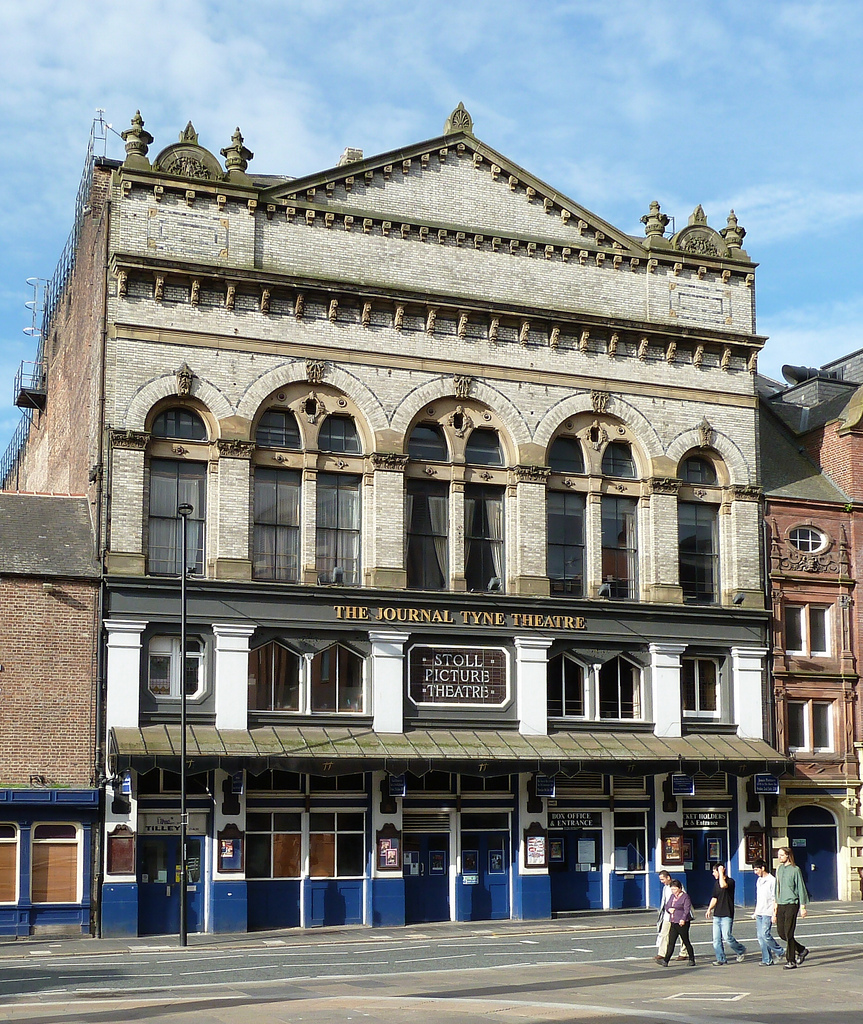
[761,364,863,901]
[0,493,100,934]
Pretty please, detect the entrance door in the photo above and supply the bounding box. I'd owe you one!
[549,828,603,911]
[460,830,510,921]
[403,832,450,924]
[682,831,724,908]
[138,836,205,936]
[788,806,838,901]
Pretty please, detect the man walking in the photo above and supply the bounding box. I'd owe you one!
[752,858,785,965]
[656,870,672,957]
[705,862,746,965]
[774,846,810,969]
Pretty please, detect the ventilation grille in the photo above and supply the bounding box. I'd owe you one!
[612,776,647,794]
[403,811,451,832]
[692,772,728,797]
[554,774,604,796]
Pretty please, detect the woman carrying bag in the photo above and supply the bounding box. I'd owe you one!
[655,879,696,966]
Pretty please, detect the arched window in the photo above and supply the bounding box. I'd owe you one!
[310,645,364,712]
[408,423,448,461]
[248,642,300,711]
[548,436,584,474]
[598,657,641,719]
[601,442,635,478]
[318,415,361,454]
[547,655,585,717]
[465,428,503,466]
[256,410,301,449]
[151,408,207,441]
[680,455,717,484]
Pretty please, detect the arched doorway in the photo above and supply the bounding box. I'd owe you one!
[786,805,838,901]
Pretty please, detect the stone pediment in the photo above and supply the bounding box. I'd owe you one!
[151,122,225,182]
[261,107,645,256]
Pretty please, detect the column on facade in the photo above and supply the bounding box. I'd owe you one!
[106,433,148,573]
[450,476,467,592]
[648,643,686,737]
[724,487,763,605]
[105,620,147,734]
[370,630,409,733]
[515,636,553,736]
[643,480,683,603]
[730,646,768,738]
[512,468,550,595]
[585,490,603,597]
[300,463,318,583]
[368,455,409,588]
[212,441,254,580]
[213,623,256,731]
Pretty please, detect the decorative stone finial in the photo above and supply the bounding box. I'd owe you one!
[720,209,746,250]
[221,127,254,183]
[444,102,474,136]
[121,111,154,170]
[179,122,199,145]
[688,204,708,226]
[640,201,670,249]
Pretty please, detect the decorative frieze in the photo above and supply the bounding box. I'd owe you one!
[216,439,255,460]
[731,484,762,502]
[648,477,681,495]
[514,465,550,483]
[111,429,150,451]
[370,453,410,471]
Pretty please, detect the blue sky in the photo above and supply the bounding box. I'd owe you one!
[2,0,863,463]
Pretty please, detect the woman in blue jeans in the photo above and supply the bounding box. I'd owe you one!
[704,863,746,965]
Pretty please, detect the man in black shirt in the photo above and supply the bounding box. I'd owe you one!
[704,862,747,965]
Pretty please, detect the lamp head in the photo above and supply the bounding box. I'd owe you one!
[177,503,194,518]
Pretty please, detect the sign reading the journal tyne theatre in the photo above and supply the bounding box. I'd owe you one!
[409,646,508,706]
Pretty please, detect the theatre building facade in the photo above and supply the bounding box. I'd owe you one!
[9,105,785,935]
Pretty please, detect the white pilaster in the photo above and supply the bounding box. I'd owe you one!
[731,646,768,739]
[649,642,687,737]
[370,630,409,733]
[515,635,553,736]
[105,620,147,732]
[213,623,256,731]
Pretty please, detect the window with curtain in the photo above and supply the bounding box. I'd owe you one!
[31,824,79,903]
[248,642,300,711]
[310,645,364,712]
[315,473,361,584]
[0,825,17,903]
[253,468,300,581]
[682,657,719,716]
[318,415,361,454]
[547,490,585,594]
[601,496,638,598]
[408,424,448,461]
[465,429,503,466]
[598,657,641,719]
[151,408,207,441]
[148,636,205,699]
[148,459,207,575]
[678,502,718,603]
[547,654,585,717]
[601,442,636,478]
[548,436,585,474]
[255,409,301,449]
[406,479,448,590]
[464,484,504,591]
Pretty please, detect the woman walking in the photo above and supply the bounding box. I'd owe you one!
[773,847,810,969]
[655,879,696,966]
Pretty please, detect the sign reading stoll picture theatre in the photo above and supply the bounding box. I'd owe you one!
[409,645,509,706]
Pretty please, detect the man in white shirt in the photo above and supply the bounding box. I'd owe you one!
[656,870,673,955]
[753,859,785,966]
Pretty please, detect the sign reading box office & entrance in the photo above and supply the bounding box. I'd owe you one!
[408,645,509,706]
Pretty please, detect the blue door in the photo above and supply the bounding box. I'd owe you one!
[549,828,603,911]
[682,831,724,908]
[460,831,510,921]
[404,833,450,923]
[138,836,205,936]
[788,807,838,901]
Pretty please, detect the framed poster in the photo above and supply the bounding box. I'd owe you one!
[707,838,722,862]
[106,824,135,875]
[549,838,564,863]
[662,834,684,865]
[217,824,244,873]
[525,834,546,868]
[745,832,766,864]
[430,850,446,875]
[376,825,402,871]
[681,838,693,870]
[489,849,505,874]
[462,849,479,884]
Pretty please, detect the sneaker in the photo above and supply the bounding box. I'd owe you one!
[797,948,810,965]
[783,962,798,970]
[676,954,689,960]
[654,956,668,966]
[759,961,773,967]
[736,953,746,963]
[711,960,727,966]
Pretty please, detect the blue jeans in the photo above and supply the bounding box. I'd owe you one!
[755,914,784,964]
[712,915,746,962]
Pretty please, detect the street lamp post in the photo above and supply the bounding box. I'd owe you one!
[177,502,193,948]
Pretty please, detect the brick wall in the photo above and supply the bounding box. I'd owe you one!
[0,576,98,786]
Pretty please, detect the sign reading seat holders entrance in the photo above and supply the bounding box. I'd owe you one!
[409,645,509,706]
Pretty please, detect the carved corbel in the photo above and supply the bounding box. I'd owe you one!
[693,344,704,368]
[560,209,571,224]
[394,305,405,331]
[579,329,590,353]
[549,325,561,349]
[266,204,276,220]
[697,266,707,280]
[519,321,530,345]
[488,316,500,343]
[305,210,315,227]
[190,279,200,306]
[594,252,605,267]
[673,263,683,276]
[647,258,658,272]
[216,439,255,460]
[260,288,271,314]
[562,247,571,262]
[324,212,335,229]
[418,226,429,242]
[578,250,589,265]
[508,175,518,191]
[363,218,373,234]
[474,234,484,248]
[630,258,640,271]
[426,307,437,335]
[306,358,326,384]
[110,429,150,451]
[294,293,305,319]
[613,255,622,269]
[526,242,537,257]
[328,298,339,323]
[721,269,731,283]
[545,245,554,259]
[117,270,128,297]
[666,341,677,363]
[343,215,354,232]
[638,337,649,361]
[748,349,758,374]
[400,223,410,239]
[437,229,447,244]
[721,346,732,371]
[361,301,372,327]
[153,185,164,202]
[247,200,257,216]
[509,239,520,255]
[154,275,165,302]
[491,237,501,251]
[225,283,236,310]
[458,313,469,338]
[607,333,619,358]
[185,190,195,207]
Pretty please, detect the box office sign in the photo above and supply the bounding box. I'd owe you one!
[549,811,602,829]
[409,645,508,706]
[682,811,728,829]
[139,812,208,836]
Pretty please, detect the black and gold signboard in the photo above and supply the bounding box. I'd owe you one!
[409,645,508,706]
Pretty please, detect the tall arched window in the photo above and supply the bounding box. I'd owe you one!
[248,642,300,711]
[148,460,207,575]
[406,480,448,589]
[253,468,301,581]
[598,657,641,719]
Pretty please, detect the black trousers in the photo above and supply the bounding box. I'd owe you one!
[775,904,806,962]
[663,920,695,963]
